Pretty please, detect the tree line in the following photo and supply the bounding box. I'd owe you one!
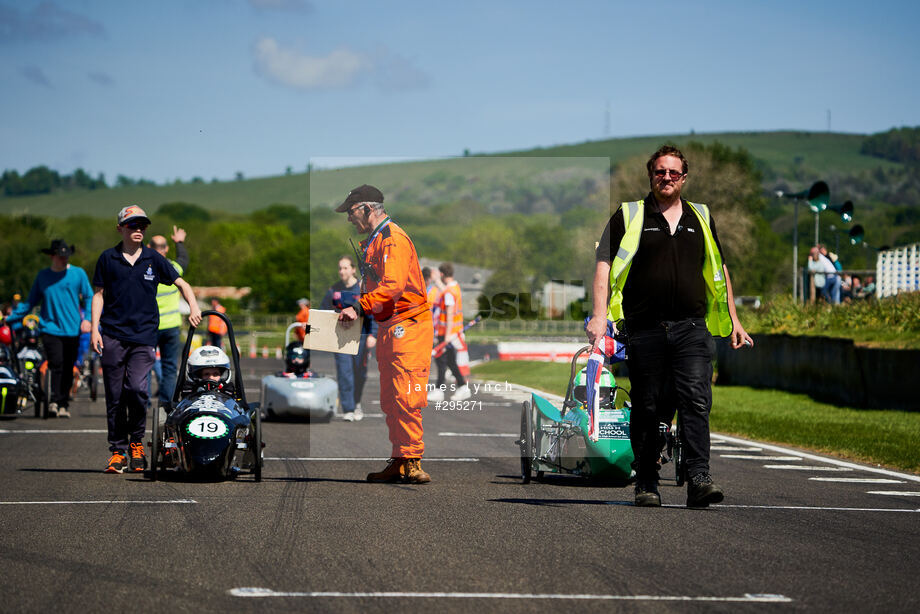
[6,139,891,316]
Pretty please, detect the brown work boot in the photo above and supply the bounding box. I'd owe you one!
[403,458,431,484]
[366,458,405,483]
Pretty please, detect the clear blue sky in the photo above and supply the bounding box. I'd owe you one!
[2,0,918,183]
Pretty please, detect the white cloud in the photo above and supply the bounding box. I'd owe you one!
[253,37,369,90]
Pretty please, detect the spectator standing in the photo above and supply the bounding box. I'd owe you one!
[92,206,201,473]
[428,263,471,402]
[321,256,378,421]
[815,246,840,304]
[588,146,752,508]
[7,239,93,418]
[207,298,227,348]
[336,185,433,483]
[294,298,310,344]
[859,275,876,300]
[148,227,190,409]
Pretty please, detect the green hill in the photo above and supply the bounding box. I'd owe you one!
[0,130,905,217]
[497,130,902,178]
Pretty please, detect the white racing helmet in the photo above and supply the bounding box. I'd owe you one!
[187,346,232,384]
[573,366,615,407]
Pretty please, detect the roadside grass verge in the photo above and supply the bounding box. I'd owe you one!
[472,360,920,474]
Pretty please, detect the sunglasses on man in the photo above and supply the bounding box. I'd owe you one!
[122,221,149,231]
[653,169,685,180]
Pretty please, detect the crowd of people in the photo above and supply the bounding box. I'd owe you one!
[3,145,848,508]
[807,244,876,305]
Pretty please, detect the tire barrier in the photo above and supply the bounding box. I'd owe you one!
[715,334,920,411]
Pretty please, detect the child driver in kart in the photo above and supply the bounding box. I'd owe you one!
[183,346,233,395]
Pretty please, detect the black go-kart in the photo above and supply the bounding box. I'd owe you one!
[16,317,49,418]
[148,310,262,482]
[0,354,21,419]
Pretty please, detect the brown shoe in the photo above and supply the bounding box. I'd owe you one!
[366,458,405,483]
[403,458,431,484]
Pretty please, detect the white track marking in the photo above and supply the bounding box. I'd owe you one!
[711,446,763,451]
[763,465,853,472]
[866,491,920,496]
[438,432,517,437]
[809,478,905,484]
[228,587,792,603]
[695,504,920,513]
[721,455,802,461]
[0,499,196,505]
[264,457,479,462]
[714,433,920,483]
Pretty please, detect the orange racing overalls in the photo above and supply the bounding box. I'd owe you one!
[357,218,432,458]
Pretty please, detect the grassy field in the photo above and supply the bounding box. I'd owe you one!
[2,130,900,217]
[471,360,920,474]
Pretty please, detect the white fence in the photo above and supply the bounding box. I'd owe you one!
[877,243,920,298]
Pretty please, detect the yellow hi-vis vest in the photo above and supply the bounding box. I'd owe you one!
[607,200,733,337]
[156,260,184,330]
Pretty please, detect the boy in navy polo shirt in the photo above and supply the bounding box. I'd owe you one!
[91,205,202,474]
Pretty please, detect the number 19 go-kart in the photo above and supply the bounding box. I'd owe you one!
[148,310,262,481]
[517,345,635,483]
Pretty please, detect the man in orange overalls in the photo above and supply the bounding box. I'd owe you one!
[207,298,227,349]
[337,185,434,484]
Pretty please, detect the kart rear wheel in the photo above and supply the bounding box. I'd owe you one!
[253,405,262,482]
[149,405,160,481]
[40,368,50,419]
[519,401,533,484]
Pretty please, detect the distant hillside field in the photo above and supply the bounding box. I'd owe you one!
[0,131,903,217]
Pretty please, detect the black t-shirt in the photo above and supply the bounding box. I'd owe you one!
[598,194,726,331]
[93,244,180,345]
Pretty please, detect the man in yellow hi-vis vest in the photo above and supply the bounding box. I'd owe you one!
[148,226,189,410]
[587,145,753,509]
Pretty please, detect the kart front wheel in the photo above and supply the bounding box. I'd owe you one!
[519,400,533,484]
[149,406,160,481]
[253,405,262,482]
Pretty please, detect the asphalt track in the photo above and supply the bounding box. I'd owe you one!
[1,353,918,613]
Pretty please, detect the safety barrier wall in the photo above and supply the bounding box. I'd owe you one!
[715,334,920,411]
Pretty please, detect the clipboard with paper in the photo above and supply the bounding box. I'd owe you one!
[304,309,362,355]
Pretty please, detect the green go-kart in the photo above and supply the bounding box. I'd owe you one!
[517,345,635,483]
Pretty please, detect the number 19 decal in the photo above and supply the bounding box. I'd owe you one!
[186,415,229,439]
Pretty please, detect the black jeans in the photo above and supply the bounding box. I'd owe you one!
[101,335,155,452]
[626,318,715,481]
[41,334,80,408]
[435,336,466,388]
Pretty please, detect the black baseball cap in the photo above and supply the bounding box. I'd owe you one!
[335,184,384,213]
[41,239,75,257]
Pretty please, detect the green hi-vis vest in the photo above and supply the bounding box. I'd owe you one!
[156,260,184,330]
[607,200,733,337]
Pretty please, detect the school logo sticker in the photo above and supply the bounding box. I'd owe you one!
[393,325,405,339]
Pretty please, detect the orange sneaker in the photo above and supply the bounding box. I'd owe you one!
[129,442,147,472]
[105,451,127,473]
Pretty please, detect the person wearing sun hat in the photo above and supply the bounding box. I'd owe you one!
[7,239,94,418]
[91,205,202,473]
